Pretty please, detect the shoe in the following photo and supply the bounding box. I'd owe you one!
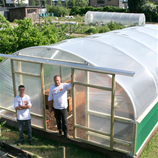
[58,130,62,137]
[64,134,69,138]
[17,141,24,146]
[29,140,33,145]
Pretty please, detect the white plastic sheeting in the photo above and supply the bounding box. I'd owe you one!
[85,11,146,26]
[0,24,157,122]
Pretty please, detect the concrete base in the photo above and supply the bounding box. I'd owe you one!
[1,117,133,158]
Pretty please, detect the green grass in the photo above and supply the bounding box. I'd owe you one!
[2,124,108,158]
[140,130,158,158]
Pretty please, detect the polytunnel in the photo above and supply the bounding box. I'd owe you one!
[0,24,158,157]
[85,11,146,26]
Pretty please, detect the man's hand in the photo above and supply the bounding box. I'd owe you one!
[49,106,52,113]
[48,101,53,113]
[19,103,30,109]
[15,106,23,110]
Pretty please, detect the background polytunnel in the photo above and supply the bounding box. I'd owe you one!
[0,24,157,156]
[85,11,146,26]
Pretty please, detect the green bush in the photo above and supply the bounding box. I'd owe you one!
[98,26,111,33]
[85,27,97,34]
[46,5,70,17]
[141,1,158,22]
[0,57,4,62]
[107,22,125,31]
[70,6,128,16]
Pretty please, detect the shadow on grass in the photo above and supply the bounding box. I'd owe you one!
[2,124,109,158]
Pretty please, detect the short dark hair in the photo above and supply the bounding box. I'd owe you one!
[54,75,60,80]
[18,85,25,90]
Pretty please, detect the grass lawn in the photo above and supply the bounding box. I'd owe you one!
[1,124,158,158]
[140,129,158,158]
[1,125,108,158]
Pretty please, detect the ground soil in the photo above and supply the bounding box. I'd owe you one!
[46,109,73,136]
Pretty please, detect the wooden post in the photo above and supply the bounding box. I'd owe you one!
[40,63,46,131]
[11,60,16,98]
[18,61,23,85]
[63,146,65,158]
[132,123,137,156]
[85,70,89,140]
[71,68,76,138]
[110,74,116,150]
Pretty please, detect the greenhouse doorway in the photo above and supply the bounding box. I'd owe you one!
[71,68,115,150]
[11,60,44,129]
[43,64,73,134]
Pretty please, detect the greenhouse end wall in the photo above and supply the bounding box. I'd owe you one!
[136,102,158,154]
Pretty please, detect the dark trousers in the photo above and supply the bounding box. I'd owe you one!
[17,119,32,142]
[54,108,68,135]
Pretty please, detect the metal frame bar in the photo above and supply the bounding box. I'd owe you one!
[132,123,137,155]
[114,116,133,123]
[87,110,133,123]
[0,54,135,77]
[11,60,16,98]
[19,54,85,65]
[113,138,132,146]
[87,110,111,119]
[113,147,132,155]
[71,68,76,138]
[86,131,132,147]
[75,137,111,150]
[75,124,110,137]
[74,82,112,91]
[13,71,41,78]
[110,74,115,150]
[86,131,110,140]
[40,63,46,131]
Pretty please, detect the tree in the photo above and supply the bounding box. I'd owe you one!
[32,0,36,6]
[128,0,145,13]
[68,0,76,8]
[141,1,158,22]
[57,0,62,6]
[0,15,63,54]
[75,0,88,7]
[65,0,68,8]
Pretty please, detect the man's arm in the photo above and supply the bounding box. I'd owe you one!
[48,100,53,113]
[48,86,54,113]
[19,103,31,109]
[15,106,23,110]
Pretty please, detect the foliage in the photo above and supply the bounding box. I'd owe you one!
[141,1,158,22]
[85,27,97,34]
[32,0,36,6]
[98,25,110,33]
[70,6,127,16]
[68,0,76,7]
[46,5,70,16]
[0,118,10,140]
[65,0,69,8]
[0,14,69,54]
[57,0,62,6]
[75,0,88,7]
[0,58,4,62]
[0,13,126,54]
[128,0,146,13]
[107,22,126,31]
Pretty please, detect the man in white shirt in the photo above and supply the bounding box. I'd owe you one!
[48,75,71,138]
[14,85,33,146]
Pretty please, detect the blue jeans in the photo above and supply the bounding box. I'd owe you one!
[17,119,32,142]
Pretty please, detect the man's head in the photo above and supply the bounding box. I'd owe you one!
[54,75,61,87]
[18,85,25,96]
